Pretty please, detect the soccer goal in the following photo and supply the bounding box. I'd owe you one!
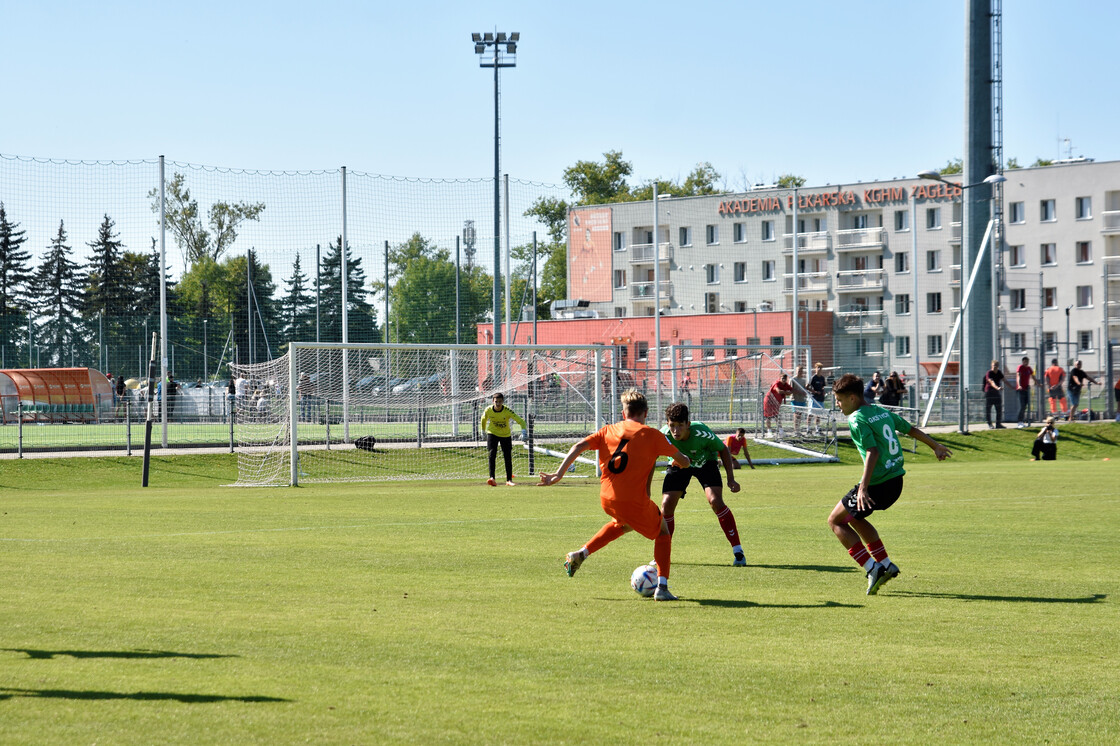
[668,343,839,463]
[230,343,615,486]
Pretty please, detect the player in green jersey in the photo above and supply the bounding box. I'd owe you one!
[660,403,746,566]
[829,374,952,594]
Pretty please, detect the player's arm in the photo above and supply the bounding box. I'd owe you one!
[717,444,741,491]
[669,449,690,469]
[908,425,952,461]
[856,446,880,511]
[537,436,593,486]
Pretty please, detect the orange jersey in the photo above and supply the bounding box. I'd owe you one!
[586,419,678,510]
[1045,366,1065,387]
[725,434,747,455]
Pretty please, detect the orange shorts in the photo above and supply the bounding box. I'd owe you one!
[601,497,664,540]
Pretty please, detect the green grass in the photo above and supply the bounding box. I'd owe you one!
[1,428,1119,744]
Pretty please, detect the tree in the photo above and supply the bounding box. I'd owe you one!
[83,214,129,317]
[32,220,85,366]
[1006,157,1022,170]
[563,150,634,205]
[0,202,33,355]
[279,253,316,345]
[1031,157,1054,167]
[318,237,379,344]
[940,158,964,175]
[776,174,807,188]
[225,249,279,363]
[149,172,265,266]
[378,233,491,345]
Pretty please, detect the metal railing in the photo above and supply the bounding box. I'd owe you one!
[837,309,885,330]
[781,231,830,252]
[836,268,885,290]
[630,281,673,299]
[630,242,673,263]
[1102,210,1120,233]
[834,227,886,250]
[781,272,831,293]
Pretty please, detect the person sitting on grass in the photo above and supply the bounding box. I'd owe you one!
[1030,417,1059,461]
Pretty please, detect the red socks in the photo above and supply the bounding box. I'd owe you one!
[848,544,872,567]
[715,506,739,546]
[866,539,889,563]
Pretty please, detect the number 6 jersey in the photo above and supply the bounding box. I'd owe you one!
[847,405,914,485]
[585,420,680,509]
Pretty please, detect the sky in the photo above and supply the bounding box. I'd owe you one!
[5,0,1119,190]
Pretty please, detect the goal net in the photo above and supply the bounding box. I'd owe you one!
[230,343,612,486]
[669,343,839,463]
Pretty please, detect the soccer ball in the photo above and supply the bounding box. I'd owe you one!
[630,564,658,597]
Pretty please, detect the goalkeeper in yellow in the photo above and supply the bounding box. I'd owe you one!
[481,393,527,486]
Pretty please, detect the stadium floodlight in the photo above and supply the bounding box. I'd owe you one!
[471,32,481,42]
[471,30,520,374]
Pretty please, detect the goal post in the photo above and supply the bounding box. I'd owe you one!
[230,343,614,487]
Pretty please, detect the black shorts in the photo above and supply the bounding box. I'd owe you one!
[841,475,904,520]
[662,460,723,497]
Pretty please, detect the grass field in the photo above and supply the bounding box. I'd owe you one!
[2,425,1118,744]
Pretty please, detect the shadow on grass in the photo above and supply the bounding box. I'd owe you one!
[692,598,863,609]
[3,648,237,661]
[676,562,856,574]
[0,687,288,703]
[889,591,1108,604]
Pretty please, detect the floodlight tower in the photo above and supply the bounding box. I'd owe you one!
[471,31,519,346]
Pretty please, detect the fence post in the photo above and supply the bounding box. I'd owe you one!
[527,412,535,475]
[228,400,235,454]
[17,401,23,459]
[126,398,132,456]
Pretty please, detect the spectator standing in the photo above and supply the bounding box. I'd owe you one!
[863,371,885,405]
[983,360,1006,429]
[762,374,793,437]
[880,371,906,407]
[165,374,181,421]
[809,362,828,434]
[1066,360,1097,422]
[1015,356,1036,427]
[1044,359,1068,416]
[791,365,808,434]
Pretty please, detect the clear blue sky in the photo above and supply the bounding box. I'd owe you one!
[5,0,1117,188]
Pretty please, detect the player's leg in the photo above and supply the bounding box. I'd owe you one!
[486,433,499,485]
[500,435,514,483]
[829,488,885,594]
[566,520,632,577]
[660,491,684,536]
[652,518,676,601]
[698,462,744,565]
[659,465,691,537]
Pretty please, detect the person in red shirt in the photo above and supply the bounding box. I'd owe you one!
[763,373,794,437]
[724,427,755,470]
[1015,356,1036,427]
[538,389,690,601]
[1044,358,1068,415]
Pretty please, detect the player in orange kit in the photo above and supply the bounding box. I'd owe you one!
[537,388,690,601]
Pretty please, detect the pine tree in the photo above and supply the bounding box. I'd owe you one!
[32,220,85,366]
[83,214,128,316]
[319,236,380,344]
[0,202,33,354]
[226,249,279,363]
[279,252,316,345]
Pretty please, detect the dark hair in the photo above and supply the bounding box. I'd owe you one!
[493,392,504,401]
[665,402,689,423]
[832,373,864,397]
[736,427,746,436]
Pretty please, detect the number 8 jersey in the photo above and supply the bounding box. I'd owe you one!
[585,420,680,510]
[847,405,914,485]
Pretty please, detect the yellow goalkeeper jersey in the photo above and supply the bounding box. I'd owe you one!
[481,404,526,438]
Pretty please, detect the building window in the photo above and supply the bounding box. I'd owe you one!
[1076,285,1092,307]
[679,226,692,247]
[926,207,941,229]
[1043,287,1057,309]
[1010,288,1027,311]
[1011,332,1027,351]
[704,292,720,313]
[1040,199,1056,222]
[643,229,654,244]
[927,250,942,272]
[660,345,672,362]
[734,301,747,312]
[613,269,627,289]
[762,260,775,281]
[706,225,718,245]
[895,293,911,315]
[761,220,775,241]
[1009,201,1024,223]
[1079,330,1094,352]
[705,264,720,284]
[896,335,911,357]
[636,341,649,361]
[614,306,626,318]
[747,337,760,348]
[1043,332,1057,352]
[1040,243,1057,265]
[851,214,869,230]
[701,339,716,359]
[928,335,943,356]
[1076,241,1092,263]
[613,232,626,251]
[927,292,942,313]
[894,210,909,232]
[733,222,746,243]
[1075,196,1092,220]
[895,252,910,273]
[1008,244,1025,267]
[734,262,747,283]
[724,338,738,358]
[679,340,693,360]
[770,336,785,356]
